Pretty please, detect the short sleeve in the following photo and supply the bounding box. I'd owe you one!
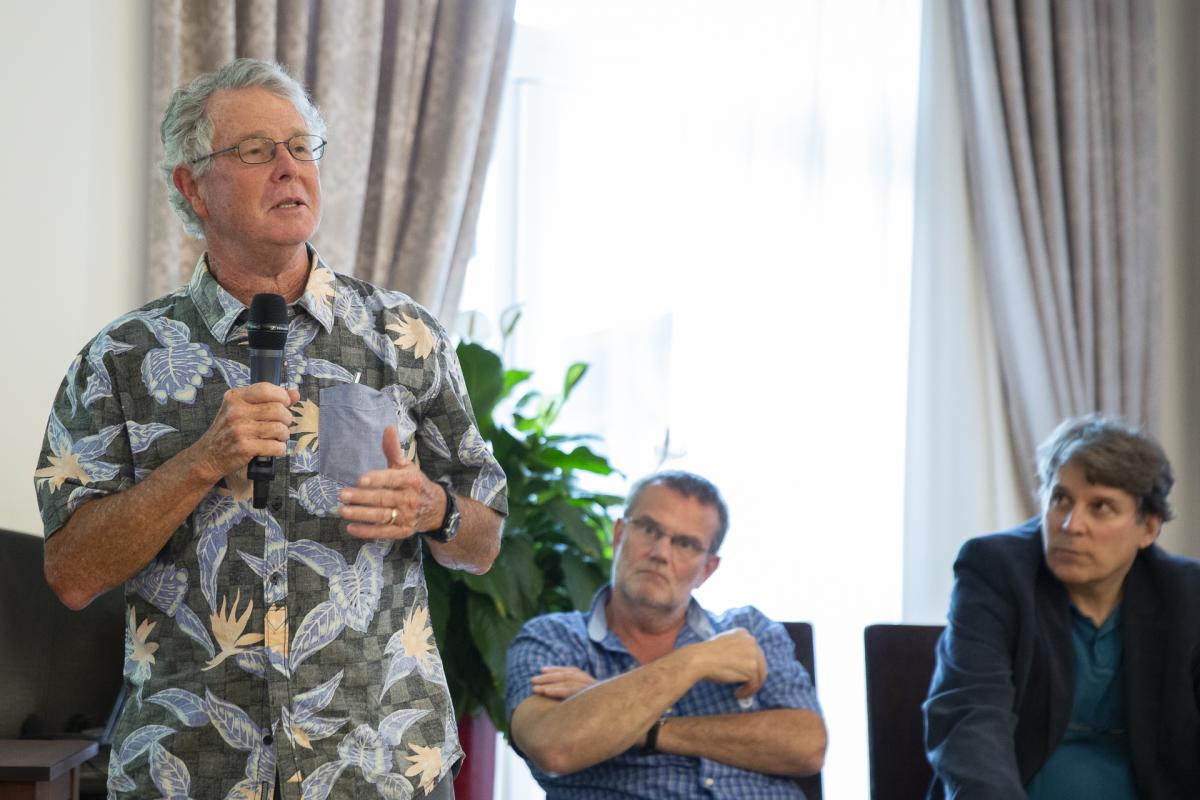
[34,347,136,538]
[741,609,823,715]
[412,311,507,515]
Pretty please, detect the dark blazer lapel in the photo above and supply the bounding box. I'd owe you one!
[1121,553,1165,793]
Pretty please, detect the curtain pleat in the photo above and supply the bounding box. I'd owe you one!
[948,0,1160,505]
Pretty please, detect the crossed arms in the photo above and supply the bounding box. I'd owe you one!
[509,626,826,778]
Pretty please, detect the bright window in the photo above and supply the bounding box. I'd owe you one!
[460,2,923,795]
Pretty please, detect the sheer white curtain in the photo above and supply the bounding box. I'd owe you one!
[461,2,923,796]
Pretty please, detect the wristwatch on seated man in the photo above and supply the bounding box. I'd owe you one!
[421,481,461,543]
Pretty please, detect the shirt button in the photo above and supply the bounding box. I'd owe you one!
[270,498,284,512]
[262,734,274,746]
[704,778,714,788]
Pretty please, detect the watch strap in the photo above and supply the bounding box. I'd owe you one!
[421,481,459,543]
[643,716,667,753]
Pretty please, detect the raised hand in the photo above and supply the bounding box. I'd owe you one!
[686,627,767,699]
[338,426,445,538]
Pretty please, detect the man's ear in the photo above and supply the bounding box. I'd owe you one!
[1138,514,1162,549]
[611,518,625,551]
[694,554,720,589]
[172,164,208,221]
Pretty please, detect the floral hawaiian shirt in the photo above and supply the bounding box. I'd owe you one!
[34,250,507,800]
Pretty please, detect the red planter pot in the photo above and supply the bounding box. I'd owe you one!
[453,713,497,800]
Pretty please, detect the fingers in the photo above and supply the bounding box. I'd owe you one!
[243,381,297,406]
[338,469,433,539]
[531,666,597,700]
[381,425,408,469]
[694,627,768,698]
[734,653,768,698]
[194,386,299,480]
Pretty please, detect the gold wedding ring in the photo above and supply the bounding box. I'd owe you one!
[389,508,398,525]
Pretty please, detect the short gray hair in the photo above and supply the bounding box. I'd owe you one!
[1036,414,1174,521]
[159,58,327,238]
[625,470,730,553]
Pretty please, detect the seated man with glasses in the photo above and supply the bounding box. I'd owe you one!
[505,470,826,798]
[35,58,506,799]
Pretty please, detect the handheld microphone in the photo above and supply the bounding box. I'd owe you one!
[247,293,289,509]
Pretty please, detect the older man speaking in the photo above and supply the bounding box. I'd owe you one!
[34,59,506,800]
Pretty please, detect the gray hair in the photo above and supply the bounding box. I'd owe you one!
[1036,414,1174,521]
[159,58,327,238]
[625,470,730,553]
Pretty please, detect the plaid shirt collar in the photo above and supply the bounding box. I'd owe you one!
[586,585,716,652]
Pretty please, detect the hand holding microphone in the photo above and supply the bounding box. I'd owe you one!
[188,294,296,505]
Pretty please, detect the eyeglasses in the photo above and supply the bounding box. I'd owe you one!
[192,135,327,165]
[623,516,711,558]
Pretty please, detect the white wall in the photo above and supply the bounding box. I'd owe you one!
[0,1,149,536]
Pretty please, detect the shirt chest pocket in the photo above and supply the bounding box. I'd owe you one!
[318,383,398,486]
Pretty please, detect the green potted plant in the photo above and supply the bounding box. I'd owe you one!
[425,328,623,797]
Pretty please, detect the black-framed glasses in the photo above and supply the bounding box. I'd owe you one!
[623,516,711,559]
[192,135,327,165]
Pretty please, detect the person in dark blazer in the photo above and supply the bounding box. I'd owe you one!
[924,415,1200,799]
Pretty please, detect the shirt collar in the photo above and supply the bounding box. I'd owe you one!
[187,246,338,342]
[585,585,715,647]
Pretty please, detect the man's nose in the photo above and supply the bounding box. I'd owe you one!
[270,144,300,178]
[1061,505,1085,533]
[647,532,672,560]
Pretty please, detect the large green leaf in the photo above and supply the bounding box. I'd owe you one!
[467,593,524,694]
[461,533,542,620]
[562,362,588,399]
[545,498,606,558]
[560,550,608,611]
[501,369,533,401]
[538,445,615,475]
[456,342,505,421]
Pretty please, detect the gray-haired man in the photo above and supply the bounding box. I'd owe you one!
[34,59,505,799]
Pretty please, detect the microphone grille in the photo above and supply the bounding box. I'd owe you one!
[248,293,288,349]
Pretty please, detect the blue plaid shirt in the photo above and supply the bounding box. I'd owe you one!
[505,588,822,799]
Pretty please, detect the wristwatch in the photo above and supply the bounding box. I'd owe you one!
[643,716,668,754]
[421,482,461,543]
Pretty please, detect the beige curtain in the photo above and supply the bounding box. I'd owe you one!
[147,0,515,325]
[948,0,1161,504]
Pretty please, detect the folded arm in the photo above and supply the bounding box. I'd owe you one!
[657,707,826,777]
[511,628,773,775]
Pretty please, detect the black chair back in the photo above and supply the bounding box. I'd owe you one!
[0,528,124,738]
[783,622,822,800]
[863,624,945,800]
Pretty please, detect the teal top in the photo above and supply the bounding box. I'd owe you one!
[1026,604,1136,799]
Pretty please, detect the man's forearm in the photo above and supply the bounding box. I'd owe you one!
[657,708,826,777]
[425,494,502,574]
[45,443,223,610]
[512,649,702,775]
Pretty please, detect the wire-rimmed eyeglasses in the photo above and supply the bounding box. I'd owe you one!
[622,516,712,559]
[192,135,327,165]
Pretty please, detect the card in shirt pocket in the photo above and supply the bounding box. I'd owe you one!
[317,383,397,486]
